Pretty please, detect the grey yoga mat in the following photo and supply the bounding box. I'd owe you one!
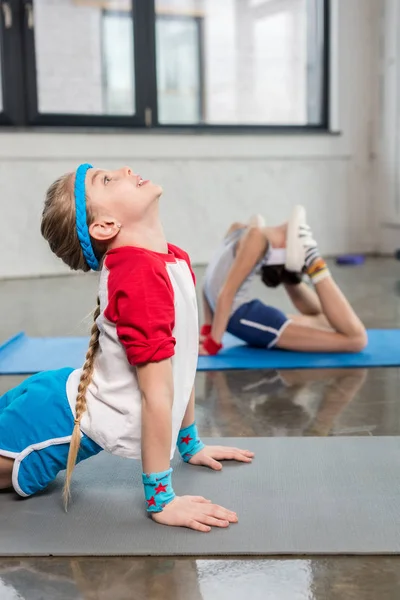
[1,437,400,557]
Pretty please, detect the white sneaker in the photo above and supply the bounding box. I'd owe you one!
[285,205,318,272]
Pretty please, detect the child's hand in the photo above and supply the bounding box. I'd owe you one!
[151,495,238,532]
[188,446,254,470]
[198,342,210,356]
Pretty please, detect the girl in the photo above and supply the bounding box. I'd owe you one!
[0,164,254,533]
[200,206,367,356]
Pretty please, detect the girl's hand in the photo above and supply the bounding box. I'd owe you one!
[151,495,238,532]
[198,342,210,356]
[188,446,254,470]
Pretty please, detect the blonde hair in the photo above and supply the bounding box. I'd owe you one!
[41,173,106,509]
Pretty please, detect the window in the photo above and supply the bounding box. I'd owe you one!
[0,0,329,129]
[155,0,328,126]
[32,1,134,116]
[102,10,136,115]
[156,15,203,124]
[22,0,142,126]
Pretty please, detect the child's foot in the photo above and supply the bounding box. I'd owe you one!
[248,214,266,228]
[285,205,320,272]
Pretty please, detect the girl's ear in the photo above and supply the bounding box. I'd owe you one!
[89,219,121,242]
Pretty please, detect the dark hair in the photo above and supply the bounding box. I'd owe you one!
[260,265,303,288]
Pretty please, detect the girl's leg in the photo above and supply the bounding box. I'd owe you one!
[224,215,265,240]
[224,221,247,239]
[0,456,13,490]
[278,277,367,352]
[0,384,24,490]
[284,281,332,330]
[277,211,367,353]
[0,369,101,498]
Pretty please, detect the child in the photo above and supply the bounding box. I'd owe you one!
[0,164,254,533]
[200,207,367,356]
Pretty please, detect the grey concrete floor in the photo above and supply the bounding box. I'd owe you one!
[1,258,400,599]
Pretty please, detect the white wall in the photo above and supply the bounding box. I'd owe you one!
[375,0,400,253]
[0,0,381,278]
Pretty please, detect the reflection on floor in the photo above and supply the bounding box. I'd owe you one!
[1,258,400,599]
[1,556,400,600]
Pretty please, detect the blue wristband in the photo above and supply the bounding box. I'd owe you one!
[177,422,205,462]
[142,468,176,513]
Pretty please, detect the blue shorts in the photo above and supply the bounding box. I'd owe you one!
[0,368,102,497]
[227,300,290,348]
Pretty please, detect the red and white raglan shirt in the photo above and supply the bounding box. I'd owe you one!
[66,244,198,459]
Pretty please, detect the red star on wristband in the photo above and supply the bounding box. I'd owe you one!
[155,483,167,495]
[147,496,156,508]
[180,434,192,445]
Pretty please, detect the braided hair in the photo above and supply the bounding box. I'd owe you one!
[41,172,106,508]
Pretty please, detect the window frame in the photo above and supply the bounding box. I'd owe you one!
[2,0,330,131]
[0,0,26,125]
[23,0,154,127]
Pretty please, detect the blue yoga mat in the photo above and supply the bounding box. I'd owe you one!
[0,330,399,375]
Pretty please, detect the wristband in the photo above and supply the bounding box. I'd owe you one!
[200,324,212,336]
[142,467,176,513]
[203,335,223,355]
[177,422,205,462]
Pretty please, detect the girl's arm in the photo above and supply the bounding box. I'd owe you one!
[112,257,237,530]
[138,360,239,530]
[201,289,214,331]
[283,281,322,316]
[207,228,269,346]
[138,371,238,531]
[137,358,174,474]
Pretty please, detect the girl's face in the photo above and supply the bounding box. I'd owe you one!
[86,166,162,227]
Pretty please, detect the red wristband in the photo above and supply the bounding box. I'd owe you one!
[200,324,212,336]
[203,335,223,355]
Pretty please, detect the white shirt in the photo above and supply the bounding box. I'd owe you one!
[66,244,198,460]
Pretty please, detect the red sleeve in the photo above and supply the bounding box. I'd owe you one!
[168,243,196,285]
[104,255,176,366]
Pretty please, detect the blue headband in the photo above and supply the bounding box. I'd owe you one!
[74,163,99,271]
